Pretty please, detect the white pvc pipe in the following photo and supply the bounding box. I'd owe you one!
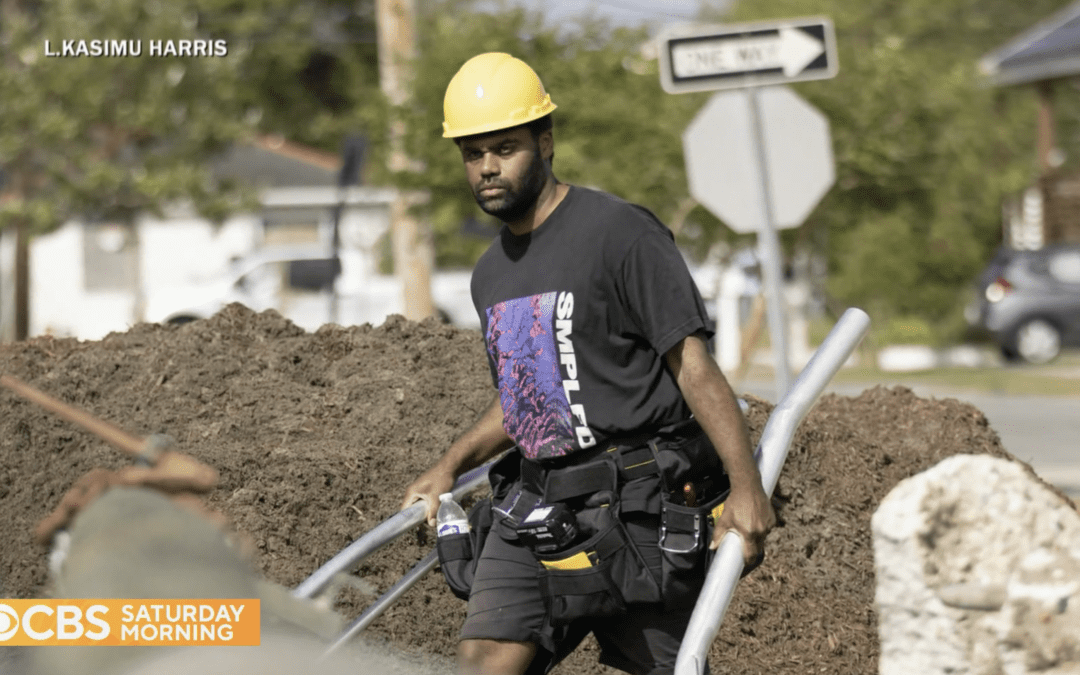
[323,549,440,656]
[293,460,494,599]
[674,307,870,675]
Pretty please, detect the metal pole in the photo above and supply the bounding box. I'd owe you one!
[330,194,342,326]
[674,307,870,675]
[323,549,440,656]
[293,459,497,599]
[747,87,791,400]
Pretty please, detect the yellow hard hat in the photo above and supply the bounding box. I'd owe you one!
[442,52,557,138]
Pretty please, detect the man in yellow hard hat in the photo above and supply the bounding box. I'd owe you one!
[403,52,775,675]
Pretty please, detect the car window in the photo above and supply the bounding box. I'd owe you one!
[1048,250,1080,284]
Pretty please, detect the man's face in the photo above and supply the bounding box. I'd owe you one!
[459,126,549,223]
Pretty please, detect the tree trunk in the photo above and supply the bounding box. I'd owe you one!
[376,0,435,321]
[15,218,29,340]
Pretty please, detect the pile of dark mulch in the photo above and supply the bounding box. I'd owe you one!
[0,304,1055,674]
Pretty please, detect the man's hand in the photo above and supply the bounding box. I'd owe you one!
[711,483,776,571]
[399,392,513,527]
[35,451,221,546]
[401,466,456,527]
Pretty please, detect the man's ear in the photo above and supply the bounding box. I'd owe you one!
[538,130,554,162]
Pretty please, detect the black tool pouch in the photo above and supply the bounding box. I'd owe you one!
[649,418,725,492]
[530,461,662,625]
[436,496,494,601]
[535,498,663,625]
[658,489,728,609]
[645,417,733,609]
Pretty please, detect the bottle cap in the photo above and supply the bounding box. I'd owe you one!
[439,492,453,501]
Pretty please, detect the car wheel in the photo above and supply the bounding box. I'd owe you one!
[1013,318,1062,365]
[999,343,1021,362]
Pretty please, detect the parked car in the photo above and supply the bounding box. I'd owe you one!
[968,243,1080,364]
[144,245,479,332]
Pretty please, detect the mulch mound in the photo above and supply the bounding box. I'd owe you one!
[0,304,1062,674]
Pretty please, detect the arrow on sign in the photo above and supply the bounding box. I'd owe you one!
[671,26,825,79]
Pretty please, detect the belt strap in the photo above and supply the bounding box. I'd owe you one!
[613,446,658,481]
[544,461,617,503]
[520,417,706,504]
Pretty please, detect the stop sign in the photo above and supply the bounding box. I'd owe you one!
[683,86,834,233]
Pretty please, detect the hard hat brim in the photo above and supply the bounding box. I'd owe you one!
[442,102,557,139]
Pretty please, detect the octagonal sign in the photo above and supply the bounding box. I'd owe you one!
[683,86,834,233]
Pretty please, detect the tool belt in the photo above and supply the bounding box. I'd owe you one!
[435,418,731,622]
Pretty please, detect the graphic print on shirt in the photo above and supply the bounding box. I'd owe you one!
[486,291,595,460]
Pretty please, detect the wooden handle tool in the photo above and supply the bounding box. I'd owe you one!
[0,374,170,463]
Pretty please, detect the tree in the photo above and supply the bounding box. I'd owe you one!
[0,0,387,339]
[703,0,1078,336]
[381,0,728,268]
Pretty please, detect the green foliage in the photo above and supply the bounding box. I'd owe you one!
[388,0,724,267]
[708,0,1077,331]
[0,0,385,234]
[7,0,1068,341]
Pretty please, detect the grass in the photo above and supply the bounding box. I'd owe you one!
[736,349,1080,397]
[832,360,1080,396]
[737,312,1080,396]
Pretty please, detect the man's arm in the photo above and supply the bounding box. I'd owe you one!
[401,392,515,526]
[665,331,776,565]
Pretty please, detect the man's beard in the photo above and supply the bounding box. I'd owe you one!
[473,150,547,223]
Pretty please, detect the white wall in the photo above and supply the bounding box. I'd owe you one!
[26,214,263,341]
[31,222,138,340]
[138,212,261,291]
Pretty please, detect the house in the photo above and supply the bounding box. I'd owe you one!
[981,1,1080,249]
[0,136,477,342]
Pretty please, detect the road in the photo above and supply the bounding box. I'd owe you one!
[740,380,1080,498]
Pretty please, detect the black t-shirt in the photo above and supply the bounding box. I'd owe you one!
[471,185,713,461]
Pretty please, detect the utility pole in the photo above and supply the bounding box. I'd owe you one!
[1,0,29,341]
[376,0,435,321]
[14,218,28,340]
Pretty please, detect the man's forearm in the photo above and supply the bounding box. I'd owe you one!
[435,393,515,478]
[684,367,761,491]
[667,336,762,492]
[667,333,776,559]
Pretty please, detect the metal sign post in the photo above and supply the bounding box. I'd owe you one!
[746,86,792,395]
[670,17,837,401]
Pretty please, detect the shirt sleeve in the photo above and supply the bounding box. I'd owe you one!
[618,221,713,357]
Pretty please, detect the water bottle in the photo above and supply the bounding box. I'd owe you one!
[436,493,470,537]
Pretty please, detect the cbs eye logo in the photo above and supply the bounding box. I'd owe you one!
[0,603,110,642]
[0,605,17,641]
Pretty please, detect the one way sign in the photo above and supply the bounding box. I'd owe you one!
[658,17,837,94]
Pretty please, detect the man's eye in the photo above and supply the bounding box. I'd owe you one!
[500,145,514,155]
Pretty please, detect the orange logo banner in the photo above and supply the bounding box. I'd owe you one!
[0,599,260,646]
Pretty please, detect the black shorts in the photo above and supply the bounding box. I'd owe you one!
[459,517,707,675]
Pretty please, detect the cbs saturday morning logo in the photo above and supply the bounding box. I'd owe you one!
[0,599,259,646]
